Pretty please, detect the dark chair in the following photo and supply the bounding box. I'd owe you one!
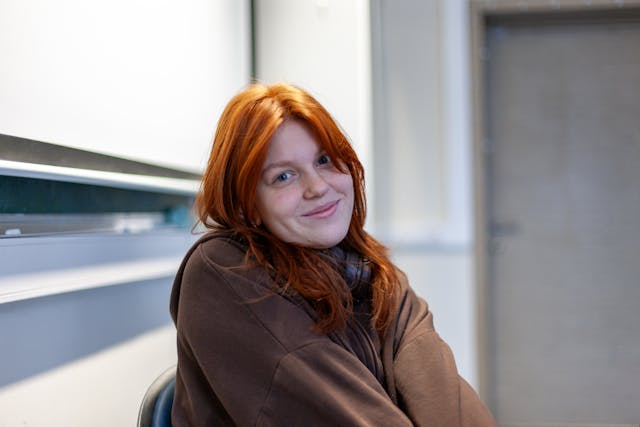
[137,365,177,427]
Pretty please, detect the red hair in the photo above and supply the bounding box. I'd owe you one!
[196,83,400,335]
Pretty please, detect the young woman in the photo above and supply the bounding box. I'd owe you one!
[169,83,497,426]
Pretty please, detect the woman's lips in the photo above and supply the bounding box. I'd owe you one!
[304,200,339,218]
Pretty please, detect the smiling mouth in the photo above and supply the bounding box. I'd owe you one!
[304,200,339,218]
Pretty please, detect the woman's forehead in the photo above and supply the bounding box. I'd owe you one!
[264,120,322,160]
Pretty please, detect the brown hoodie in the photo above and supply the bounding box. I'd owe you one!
[169,233,497,426]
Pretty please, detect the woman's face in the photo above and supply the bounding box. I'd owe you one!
[254,119,354,249]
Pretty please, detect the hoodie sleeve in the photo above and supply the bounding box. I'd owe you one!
[170,236,413,427]
[389,282,498,427]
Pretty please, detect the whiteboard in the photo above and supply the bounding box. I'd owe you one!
[0,0,251,173]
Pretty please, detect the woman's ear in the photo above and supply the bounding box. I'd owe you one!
[250,204,262,226]
[240,208,261,227]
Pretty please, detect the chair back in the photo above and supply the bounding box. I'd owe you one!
[137,365,177,427]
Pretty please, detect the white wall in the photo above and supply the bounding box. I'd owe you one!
[0,0,250,172]
[371,0,477,387]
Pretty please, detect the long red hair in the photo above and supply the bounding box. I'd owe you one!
[196,83,400,335]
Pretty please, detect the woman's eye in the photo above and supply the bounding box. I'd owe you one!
[318,154,331,165]
[274,172,292,183]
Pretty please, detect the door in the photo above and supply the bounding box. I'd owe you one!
[483,11,640,425]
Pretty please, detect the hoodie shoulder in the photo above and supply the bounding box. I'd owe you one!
[169,232,261,321]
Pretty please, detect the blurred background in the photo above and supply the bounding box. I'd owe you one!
[1,0,639,425]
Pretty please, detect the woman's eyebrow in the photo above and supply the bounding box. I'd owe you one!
[262,160,292,173]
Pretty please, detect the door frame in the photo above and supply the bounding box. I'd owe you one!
[469,0,640,406]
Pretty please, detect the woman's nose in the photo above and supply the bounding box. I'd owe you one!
[303,170,330,199]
